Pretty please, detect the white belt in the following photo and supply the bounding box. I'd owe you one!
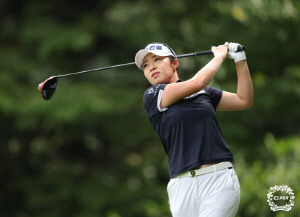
[175,162,233,178]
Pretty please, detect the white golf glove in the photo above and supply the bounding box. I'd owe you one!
[225,42,246,63]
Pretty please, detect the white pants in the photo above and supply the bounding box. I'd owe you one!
[167,168,240,217]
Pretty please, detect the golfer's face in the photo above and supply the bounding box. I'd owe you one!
[142,53,174,85]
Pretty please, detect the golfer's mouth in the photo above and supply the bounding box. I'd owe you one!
[151,72,160,78]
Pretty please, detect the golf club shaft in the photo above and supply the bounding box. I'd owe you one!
[54,45,245,78]
[54,62,136,78]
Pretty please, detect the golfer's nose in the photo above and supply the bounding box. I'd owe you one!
[150,64,156,72]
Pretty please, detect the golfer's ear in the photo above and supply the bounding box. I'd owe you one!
[172,59,179,70]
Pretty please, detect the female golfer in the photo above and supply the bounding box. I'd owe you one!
[135,42,253,217]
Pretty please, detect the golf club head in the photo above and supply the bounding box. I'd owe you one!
[38,77,58,100]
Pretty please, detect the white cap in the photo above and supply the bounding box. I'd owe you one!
[135,43,176,69]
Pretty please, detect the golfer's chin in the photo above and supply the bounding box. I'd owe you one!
[150,77,166,86]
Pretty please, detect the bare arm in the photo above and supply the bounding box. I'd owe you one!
[160,45,228,109]
[217,60,253,111]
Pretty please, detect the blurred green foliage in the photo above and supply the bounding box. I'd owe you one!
[1,0,300,216]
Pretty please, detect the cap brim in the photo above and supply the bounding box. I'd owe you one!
[135,49,174,69]
[135,49,152,69]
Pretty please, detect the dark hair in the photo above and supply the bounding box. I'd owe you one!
[168,56,179,72]
[168,56,176,62]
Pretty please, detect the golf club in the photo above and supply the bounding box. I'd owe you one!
[38,45,245,100]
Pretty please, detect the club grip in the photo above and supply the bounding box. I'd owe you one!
[194,45,245,56]
[237,45,245,51]
[169,45,245,59]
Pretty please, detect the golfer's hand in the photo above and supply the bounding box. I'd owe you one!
[225,42,246,63]
[211,45,228,61]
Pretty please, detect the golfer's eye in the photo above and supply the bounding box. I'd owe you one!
[155,57,160,61]
[142,63,148,69]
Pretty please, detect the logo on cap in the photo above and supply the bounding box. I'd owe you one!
[146,44,163,51]
[148,45,155,50]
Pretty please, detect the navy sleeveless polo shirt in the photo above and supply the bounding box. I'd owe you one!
[143,82,234,178]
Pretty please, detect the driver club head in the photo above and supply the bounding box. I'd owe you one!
[38,77,58,100]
